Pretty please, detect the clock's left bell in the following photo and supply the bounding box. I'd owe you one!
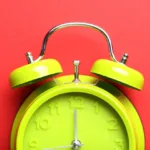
[9,53,62,88]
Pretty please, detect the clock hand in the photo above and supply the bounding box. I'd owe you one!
[43,109,82,150]
[73,109,84,150]
[43,145,73,150]
[43,143,84,150]
[74,109,78,141]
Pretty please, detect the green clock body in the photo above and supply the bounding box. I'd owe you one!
[10,75,145,150]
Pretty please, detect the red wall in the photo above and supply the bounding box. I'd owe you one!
[1,0,150,149]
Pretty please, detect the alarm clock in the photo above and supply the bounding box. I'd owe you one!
[9,22,145,150]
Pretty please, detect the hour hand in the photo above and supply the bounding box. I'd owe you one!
[43,145,73,150]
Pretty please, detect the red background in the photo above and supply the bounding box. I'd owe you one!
[1,0,150,149]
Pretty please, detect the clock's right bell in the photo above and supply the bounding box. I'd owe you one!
[91,56,144,90]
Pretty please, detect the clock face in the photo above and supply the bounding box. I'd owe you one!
[23,93,128,150]
[10,76,145,150]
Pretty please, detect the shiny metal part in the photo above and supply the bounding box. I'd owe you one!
[26,52,34,63]
[26,22,125,63]
[73,60,80,83]
[93,79,100,85]
[74,109,78,141]
[52,76,59,85]
[43,141,83,150]
[72,140,82,150]
[120,53,128,64]
[43,145,73,150]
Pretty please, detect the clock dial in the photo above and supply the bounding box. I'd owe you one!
[21,93,128,150]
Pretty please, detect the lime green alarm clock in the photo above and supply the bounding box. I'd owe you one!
[9,22,145,150]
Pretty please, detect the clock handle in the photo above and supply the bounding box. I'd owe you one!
[26,22,128,64]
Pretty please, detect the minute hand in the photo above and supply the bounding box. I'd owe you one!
[74,109,78,141]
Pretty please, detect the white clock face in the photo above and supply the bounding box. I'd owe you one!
[21,93,129,150]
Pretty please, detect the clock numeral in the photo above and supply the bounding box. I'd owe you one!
[107,118,119,130]
[93,101,100,114]
[48,102,60,115]
[29,139,38,149]
[114,139,124,150]
[69,96,84,109]
[34,117,51,130]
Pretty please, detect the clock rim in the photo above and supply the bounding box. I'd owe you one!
[10,75,144,150]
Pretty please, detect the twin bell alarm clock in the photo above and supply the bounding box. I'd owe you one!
[9,22,145,150]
